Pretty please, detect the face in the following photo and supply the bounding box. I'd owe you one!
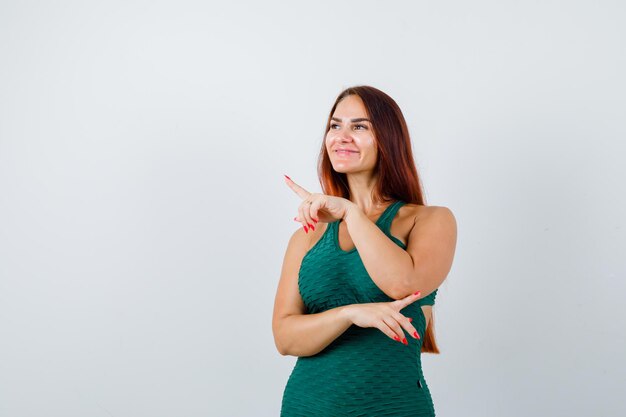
[325,95,378,174]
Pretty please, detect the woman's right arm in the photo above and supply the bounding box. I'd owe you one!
[272,227,354,357]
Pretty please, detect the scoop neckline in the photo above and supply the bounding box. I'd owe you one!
[333,200,400,254]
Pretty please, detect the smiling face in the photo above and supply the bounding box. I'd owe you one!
[325,94,378,175]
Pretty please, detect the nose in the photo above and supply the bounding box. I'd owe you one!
[334,125,353,142]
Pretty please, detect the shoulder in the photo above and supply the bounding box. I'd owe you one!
[288,221,330,254]
[404,205,457,280]
[287,226,309,249]
[401,203,455,219]
[402,204,457,231]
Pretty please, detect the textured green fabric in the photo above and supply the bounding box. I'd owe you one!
[281,200,438,416]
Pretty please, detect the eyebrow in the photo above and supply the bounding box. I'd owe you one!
[331,117,371,123]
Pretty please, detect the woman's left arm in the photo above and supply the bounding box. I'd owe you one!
[344,205,457,300]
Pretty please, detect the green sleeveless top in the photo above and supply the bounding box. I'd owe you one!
[281,200,438,416]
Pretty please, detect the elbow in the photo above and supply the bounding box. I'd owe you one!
[385,262,418,300]
[275,341,288,356]
[275,337,313,357]
[395,270,421,300]
[273,323,289,356]
[386,273,415,300]
[389,282,411,300]
[274,333,291,356]
[391,287,413,301]
[276,341,312,357]
[274,332,297,356]
[276,344,289,356]
[273,317,303,356]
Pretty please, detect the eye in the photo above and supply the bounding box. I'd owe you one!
[329,123,368,130]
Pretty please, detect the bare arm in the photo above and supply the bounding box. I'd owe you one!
[402,207,457,297]
[276,306,353,357]
[343,203,414,299]
[343,204,457,299]
[272,226,354,357]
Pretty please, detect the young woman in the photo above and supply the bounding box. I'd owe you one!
[273,85,457,416]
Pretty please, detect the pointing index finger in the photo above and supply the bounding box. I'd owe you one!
[284,176,311,200]
[397,290,421,309]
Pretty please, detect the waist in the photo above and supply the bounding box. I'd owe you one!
[295,326,423,375]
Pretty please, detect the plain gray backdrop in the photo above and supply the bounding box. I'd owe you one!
[1,1,624,416]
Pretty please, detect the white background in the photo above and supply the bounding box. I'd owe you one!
[1,1,624,416]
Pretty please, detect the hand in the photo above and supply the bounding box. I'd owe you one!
[284,175,355,232]
[343,291,422,345]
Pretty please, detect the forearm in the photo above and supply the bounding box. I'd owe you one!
[276,305,353,357]
[344,204,415,298]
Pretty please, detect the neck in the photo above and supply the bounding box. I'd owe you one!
[345,172,389,215]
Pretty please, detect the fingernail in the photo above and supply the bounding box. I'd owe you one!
[304,226,308,233]
[413,331,420,339]
[313,218,318,223]
[284,174,291,180]
[393,335,400,341]
[402,338,408,345]
[294,217,299,221]
[308,223,315,230]
[408,317,413,322]
[414,291,421,296]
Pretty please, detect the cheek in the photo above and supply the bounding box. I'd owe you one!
[357,135,375,150]
[324,137,334,153]
[364,137,377,159]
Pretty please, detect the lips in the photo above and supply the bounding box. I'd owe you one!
[335,149,359,158]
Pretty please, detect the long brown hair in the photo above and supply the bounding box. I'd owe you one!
[317,85,440,354]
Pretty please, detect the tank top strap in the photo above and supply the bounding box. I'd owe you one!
[377,200,406,233]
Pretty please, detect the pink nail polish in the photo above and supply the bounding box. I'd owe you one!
[284,174,291,180]
[413,291,421,296]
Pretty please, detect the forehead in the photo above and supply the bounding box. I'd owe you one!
[332,95,368,118]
